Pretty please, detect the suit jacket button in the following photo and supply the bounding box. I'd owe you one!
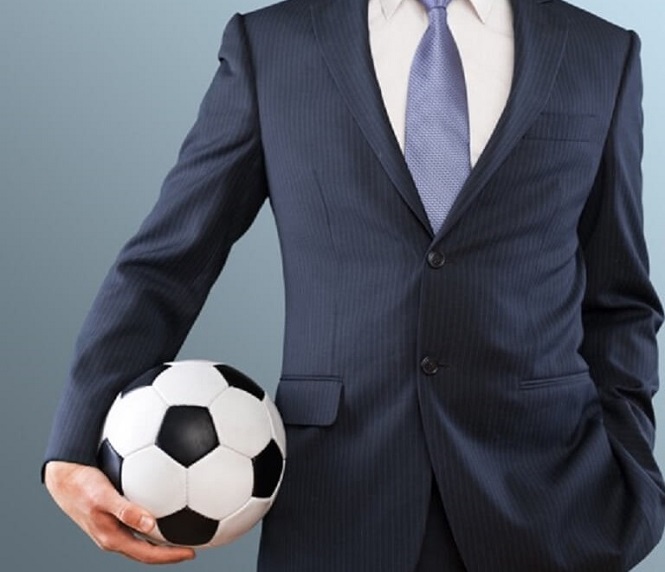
[420,357,439,376]
[427,251,446,269]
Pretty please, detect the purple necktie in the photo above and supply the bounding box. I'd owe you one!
[405,0,471,233]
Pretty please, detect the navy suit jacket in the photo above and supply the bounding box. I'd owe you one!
[46,0,664,569]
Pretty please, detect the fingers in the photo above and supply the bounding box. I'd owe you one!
[45,461,196,564]
[104,495,196,563]
[109,493,156,535]
[90,512,195,564]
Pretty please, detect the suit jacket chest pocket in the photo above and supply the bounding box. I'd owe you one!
[523,112,601,143]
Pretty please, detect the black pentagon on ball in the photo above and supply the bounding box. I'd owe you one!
[157,507,219,546]
[121,364,170,396]
[157,406,219,467]
[97,438,124,495]
[252,440,284,499]
[215,364,265,400]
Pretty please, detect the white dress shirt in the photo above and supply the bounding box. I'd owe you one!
[368,0,515,167]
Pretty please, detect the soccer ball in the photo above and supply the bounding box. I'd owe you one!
[97,360,286,548]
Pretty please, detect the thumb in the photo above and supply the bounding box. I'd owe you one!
[109,494,155,535]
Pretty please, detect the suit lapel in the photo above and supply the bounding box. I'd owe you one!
[312,0,569,241]
[311,0,433,235]
[437,0,569,239]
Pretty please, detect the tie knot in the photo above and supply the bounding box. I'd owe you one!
[421,0,452,11]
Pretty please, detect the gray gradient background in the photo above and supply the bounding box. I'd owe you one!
[1,1,663,570]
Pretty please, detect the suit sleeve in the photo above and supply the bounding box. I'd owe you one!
[578,31,665,516]
[44,13,267,469]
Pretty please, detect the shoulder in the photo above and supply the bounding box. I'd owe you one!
[552,0,635,44]
[227,0,325,60]
[243,0,320,27]
[550,0,637,71]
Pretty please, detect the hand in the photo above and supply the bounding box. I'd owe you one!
[44,461,196,564]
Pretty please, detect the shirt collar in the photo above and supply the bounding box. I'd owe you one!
[379,0,495,24]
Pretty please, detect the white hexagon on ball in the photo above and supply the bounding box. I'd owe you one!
[154,360,229,407]
[264,395,287,456]
[187,446,254,520]
[209,388,273,458]
[122,446,188,519]
[102,387,168,457]
[212,497,273,546]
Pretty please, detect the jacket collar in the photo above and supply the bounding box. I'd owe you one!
[378,0,496,23]
[312,0,567,239]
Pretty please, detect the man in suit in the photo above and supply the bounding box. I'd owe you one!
[44,0,664,570]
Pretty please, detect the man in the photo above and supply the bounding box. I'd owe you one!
[44,0,664,570]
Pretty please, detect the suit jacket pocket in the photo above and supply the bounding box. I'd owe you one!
[523,112,600,142]
[519,371,592,391]
[276,375,343,426]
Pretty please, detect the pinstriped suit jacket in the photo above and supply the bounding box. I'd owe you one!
[46,0,664,569]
